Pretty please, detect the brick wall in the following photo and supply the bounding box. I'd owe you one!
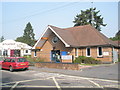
[78,47,113,63]
[32,32,74,62]
[34,62,80,70]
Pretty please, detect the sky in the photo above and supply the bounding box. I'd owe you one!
[0,0,119,40]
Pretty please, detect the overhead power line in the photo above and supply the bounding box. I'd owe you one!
[2,2,78,24]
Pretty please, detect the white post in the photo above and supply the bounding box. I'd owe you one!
[8,49,10,57]
[20,49,24,57]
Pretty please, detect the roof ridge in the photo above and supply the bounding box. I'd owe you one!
[48,25,66,30]
[63,24,91,30]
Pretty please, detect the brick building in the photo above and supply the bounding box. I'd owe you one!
[32,25,119,63]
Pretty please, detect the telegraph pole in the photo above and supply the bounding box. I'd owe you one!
[91,2,94,26]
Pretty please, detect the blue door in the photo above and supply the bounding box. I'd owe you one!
[51,50,60,62]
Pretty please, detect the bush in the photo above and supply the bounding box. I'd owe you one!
[25,57,45,66]
[23,55,31,58]
[74,56,101,64]
[118,58,120,62]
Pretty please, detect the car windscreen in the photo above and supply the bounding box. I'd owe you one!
[17,58,27,62]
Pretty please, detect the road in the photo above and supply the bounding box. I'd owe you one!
[28,63,119,80]
[0,63,119,90]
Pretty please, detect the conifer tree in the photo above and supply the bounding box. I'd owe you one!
[0,36,5,42]
[16,22,35,46]
[73,8,106,31]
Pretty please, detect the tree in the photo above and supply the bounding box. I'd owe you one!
[16,22,35,46]
[0,36,5,42]
[116,30,120,37]
[110,30,120,41]
[73,8,107,31]
[16,36,24,42]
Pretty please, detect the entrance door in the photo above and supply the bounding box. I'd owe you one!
[14,50,20,57]
[10,50,14,57]
[51,50,60,62]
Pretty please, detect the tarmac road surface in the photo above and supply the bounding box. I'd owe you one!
[1,63,119,90]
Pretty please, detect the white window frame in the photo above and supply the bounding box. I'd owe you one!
[97,47,103,57]
[86,47,91,57]
[75,48,78,57]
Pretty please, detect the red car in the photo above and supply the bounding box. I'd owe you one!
[2,57,29,72]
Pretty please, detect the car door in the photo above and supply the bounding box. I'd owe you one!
[6,59,12,69]
[2,58,10,69]
[6,59,11,69]
[10,59,16,69]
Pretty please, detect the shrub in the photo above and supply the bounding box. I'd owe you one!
[74,56,101,64]
[23,55,31,58]
[118,58,120,62]
[25,57,45,66]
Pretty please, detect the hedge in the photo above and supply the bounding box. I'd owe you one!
[24,56,45,66]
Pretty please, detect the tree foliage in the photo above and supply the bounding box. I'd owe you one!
[110,36,120,41]
[16,22,35,46]
[73,8,107,31]
[116,30,120,37]
[0,36,5,42]
[74,56,101,64]
[110,30,120,41]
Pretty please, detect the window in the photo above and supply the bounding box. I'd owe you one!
[98,47,103,57]
[11,59,15,62]
[3,50,8,56]
[4,59,10,62]
[86,48,91,57]
[34,51,37,57]
[52,36,59,44]
[17,58,27,62]
[75,48,78,57]
[25,50,28,53]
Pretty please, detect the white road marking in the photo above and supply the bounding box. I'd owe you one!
[1,85,119,88]
[10,82,19,90]
[61,75,118,83]
[1,85,94,88]
[103,85,119,87]
[87,79,102,88]
[52,77,61,90]
[1,85,57,88]
[2,70,118,83]
[2,77,53,86]
[2,69,118,89]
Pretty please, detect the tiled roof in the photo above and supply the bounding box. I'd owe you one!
[49,25,118,47]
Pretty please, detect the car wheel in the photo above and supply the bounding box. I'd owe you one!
[9,66,13,72]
